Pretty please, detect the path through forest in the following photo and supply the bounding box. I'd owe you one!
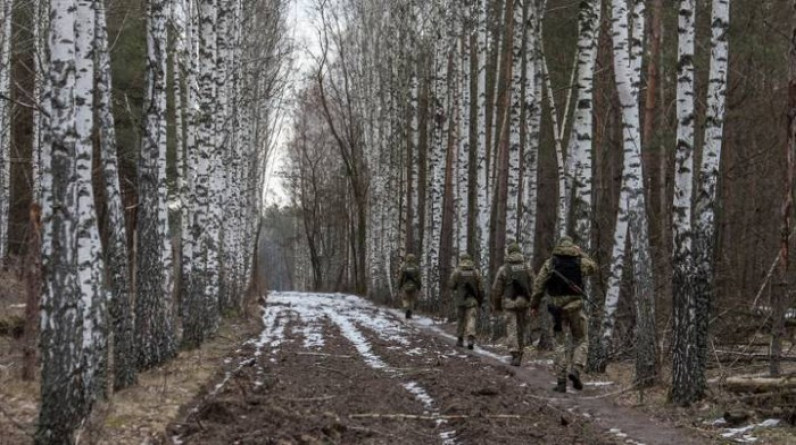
[167,293,706,444]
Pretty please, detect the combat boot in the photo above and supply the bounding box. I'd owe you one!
[405,310,412,319]
[568,368,583,391]
[467,336,475,350]
[456,337,464,347]
[510,352,522,366]
[553,378,567,393]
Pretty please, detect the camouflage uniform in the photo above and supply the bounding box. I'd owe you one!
[398,254,422,319]
[448,253,484,349]
[491,243,535,366]
[531,237,598,392]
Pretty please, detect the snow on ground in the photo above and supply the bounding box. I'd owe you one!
[265,292,458,444]
[719,419,781,443]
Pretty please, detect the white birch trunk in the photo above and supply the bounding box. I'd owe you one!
[691,0,730,401]
[567,0,602,370]
[0,0,11,259]
[670,0,698,404]
[31,0,43,203]
[96,0,135,391]
[457,11,471,254]
[505,0,522,242]
[606,0,657,385]
[476,0,490,272]
[74,0,107,402]
[136,0,176,369]
[38,0,84,438]
[520,2,540,261]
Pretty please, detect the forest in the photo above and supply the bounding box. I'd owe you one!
[0,0,795,443]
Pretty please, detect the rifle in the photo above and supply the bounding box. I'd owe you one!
[550,268,594,305]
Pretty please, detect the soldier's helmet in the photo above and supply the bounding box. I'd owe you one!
[460,253,472,262]
[507,242,521,254]
[406,253,416,263]
[557,236,575,248]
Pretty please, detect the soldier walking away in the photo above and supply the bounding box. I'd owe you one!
[449,253,484,350]
[491,242,535,366]
[531,236,598,393]
[398,254,422,319]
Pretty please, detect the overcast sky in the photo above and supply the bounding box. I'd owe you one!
[263,0,320,208]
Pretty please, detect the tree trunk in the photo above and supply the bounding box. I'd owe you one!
[670,0,698,406]
[0,0,10,260]
[96,0,136,391]
[136,0,176,370]
[37,0,84,440]
[692,0,731,397]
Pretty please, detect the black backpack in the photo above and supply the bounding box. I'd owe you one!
[457,270,478,300]
[507,264,531,299]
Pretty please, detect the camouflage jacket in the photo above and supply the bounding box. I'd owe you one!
[491,252,534,311]
[448,259,484,307]
[531,244,597,310]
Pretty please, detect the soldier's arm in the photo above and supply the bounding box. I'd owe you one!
[475,272,485,304]
[580,253,598,277]
[491,269,505,309]
[448,270,458,290]
[530,261,551,310]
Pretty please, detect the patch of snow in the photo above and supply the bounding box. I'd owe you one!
[406,347,426,356]
[721,419,780,443]
[585,381,614,387]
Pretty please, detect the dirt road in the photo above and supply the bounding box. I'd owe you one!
[167,293,705,444]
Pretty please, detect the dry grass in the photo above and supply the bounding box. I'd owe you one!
[0,316,260,445]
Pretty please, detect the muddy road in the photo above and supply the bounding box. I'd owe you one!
[167,293,704,444]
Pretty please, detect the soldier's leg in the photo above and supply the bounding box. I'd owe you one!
[570,308,589,373]
[552,308,568,381]
[465,307,477,348]
[456,306,466,346]
[517,310,529,352]
[401,290,410,310]
[505,310,519,353]
[563,308,585,390]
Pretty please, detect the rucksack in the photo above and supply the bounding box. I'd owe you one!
[507,264,531,299]
[457,269,478,301]
[403,267,420,291]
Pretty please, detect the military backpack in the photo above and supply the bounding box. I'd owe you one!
[402,266,420,292]
[457,269,479,303]
[506,263,531,300]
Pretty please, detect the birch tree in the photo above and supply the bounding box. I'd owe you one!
[74,0,107,401]
[564,0,602,370]
[37,0,84,440]
[136,0,176,369]
[0,0,10,260]
[670,0,698,405]
[603,0,658,386]
[689,0,731,401]
[96,0,135,390]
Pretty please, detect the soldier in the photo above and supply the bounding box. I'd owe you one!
[491,242,534,366]
[397,254,422,319]
[448,253,484,350]
[531,236,598,393]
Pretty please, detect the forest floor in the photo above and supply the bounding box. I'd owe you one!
[3,286,795,444]
[166,292,739,445]
[0,264,262,445]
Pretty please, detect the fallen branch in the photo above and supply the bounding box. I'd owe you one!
[296,352,353,359]
[724,375,796,392]
[349,413,530,421]
[715,350,796,363]
[279,395,336,402]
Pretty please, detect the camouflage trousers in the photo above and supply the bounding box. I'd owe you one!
[505,308,530,354]
[401,289,418,311]
[552,304,588,378]
[456,306,478,339]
